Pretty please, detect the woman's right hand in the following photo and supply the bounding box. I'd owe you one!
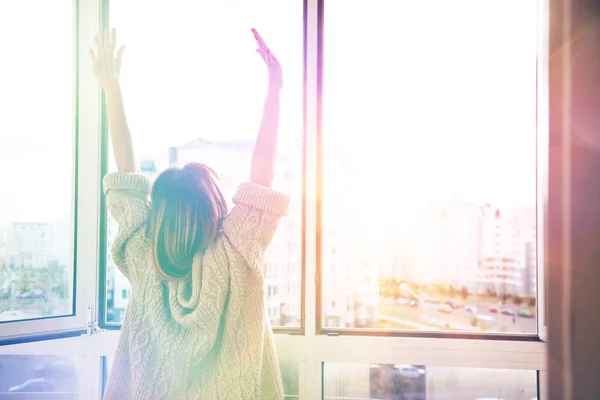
[252,28,282,92]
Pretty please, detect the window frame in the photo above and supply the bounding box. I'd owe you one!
[0,0,101,344]
[536,0,550,342]
[0,0,550,399]
[96,0,307,335]
[315,0,549,343]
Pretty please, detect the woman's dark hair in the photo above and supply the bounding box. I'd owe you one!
[146,163,227,280]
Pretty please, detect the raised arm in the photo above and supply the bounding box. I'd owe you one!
[250,29,283,188]
[90,28,136,173]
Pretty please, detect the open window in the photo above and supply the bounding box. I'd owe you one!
[318,0,544,340]
[0,0,101,343]
[97,0,305,333]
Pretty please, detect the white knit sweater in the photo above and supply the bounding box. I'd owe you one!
[102,172,290,400]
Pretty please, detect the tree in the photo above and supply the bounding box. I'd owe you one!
[528,296,536,308]
[432,284,447,296]
[485,288,497,298]
[392,286,402,300]
[448,285,457,298]
[381,286,392,299]
[513,295,523,306]
[460,286,469,300]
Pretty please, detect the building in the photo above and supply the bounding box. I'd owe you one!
[389,200,481,292]
[478,205,535,296]
[321,145,380,328]
[0,219,71,300]
[6,223,53,269]
[379,200,537,299]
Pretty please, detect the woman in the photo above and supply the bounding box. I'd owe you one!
[91,28,289,400]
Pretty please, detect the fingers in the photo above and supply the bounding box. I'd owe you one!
[252,28,269,52]
[94,28,121,56]
[256,47,281,67]
[110,28,117,53]
[89,49,96,63]
[94,34,102,55]
[116,45,126,66]
[256,48,267,61]
[104,28,110,52]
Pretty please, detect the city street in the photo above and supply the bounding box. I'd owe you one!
[379,299,537,334]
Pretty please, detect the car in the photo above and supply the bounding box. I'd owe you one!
[464,305,478,313]
[438,304,453,313]
[423,296,441,304]
[393,365,426,379]
[489,306,499,313]
[518,309,534,318]
[501,308,515,316]
[445,300,460,309]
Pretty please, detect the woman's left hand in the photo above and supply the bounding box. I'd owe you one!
[90,28,126,91]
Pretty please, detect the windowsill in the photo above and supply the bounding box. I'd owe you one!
[0,330,547,371]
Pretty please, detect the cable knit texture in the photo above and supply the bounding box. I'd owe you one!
[102,172,290,400]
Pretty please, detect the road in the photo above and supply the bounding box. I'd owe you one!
[379,299,537,334]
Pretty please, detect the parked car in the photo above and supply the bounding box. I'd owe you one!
[438,304,453,313]
[393,365,426,379]
[489,306,499,314]
[17,292,33,300]
[464,305,478,313]
[423,296,441,304]
[518,309,534,318]
[501,308,515,316]
[444,300,460,309]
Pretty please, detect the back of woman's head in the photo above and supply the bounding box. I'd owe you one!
[147,163,227,280]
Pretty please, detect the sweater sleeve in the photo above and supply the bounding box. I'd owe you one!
[103,172,152,279]
[221,181,290,277]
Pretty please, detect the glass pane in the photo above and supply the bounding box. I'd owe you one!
[103,0,303,327]
[322,0,538,333]
[0,2,74,323]
[324,363,537,400]
[103,355,299,399]
[0,355,78,399]
[280,359,300,400]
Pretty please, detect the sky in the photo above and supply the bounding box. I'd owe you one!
[0,0,537,223]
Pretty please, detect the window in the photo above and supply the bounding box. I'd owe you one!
[0,355,78,397]
[0,0,92,340]
[100,0,304,330]
[324,363,537,400]
[320,0,539,334]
